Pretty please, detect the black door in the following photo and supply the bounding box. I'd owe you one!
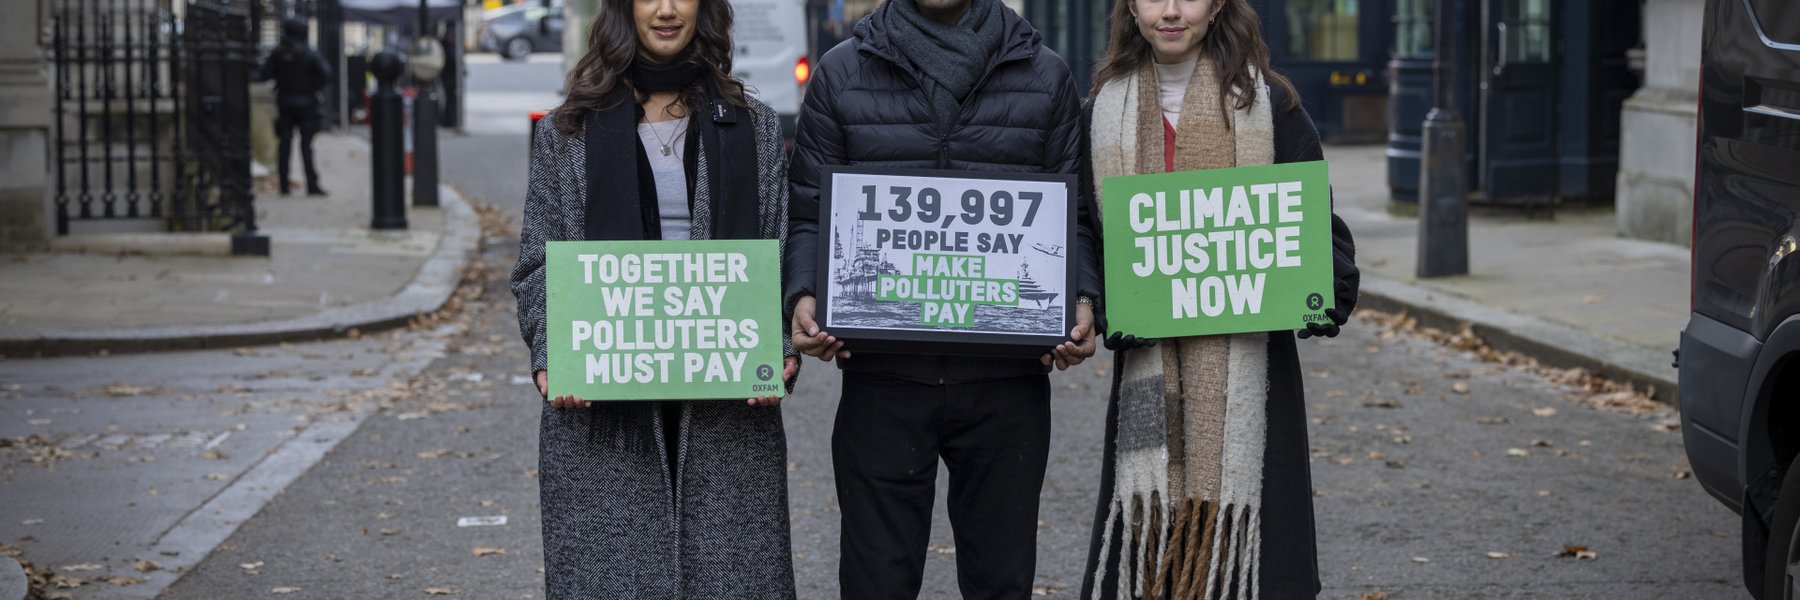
[1478,0,1557,199]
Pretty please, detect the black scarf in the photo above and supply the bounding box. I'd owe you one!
[883,0,1006,134]
[582,56,759,243]
[577,56,761,455]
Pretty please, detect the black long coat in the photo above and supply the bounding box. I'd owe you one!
[1078,83,1361,599]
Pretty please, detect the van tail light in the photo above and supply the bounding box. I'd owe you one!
[795,56,812,86]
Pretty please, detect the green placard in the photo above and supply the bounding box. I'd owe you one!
[1100,161,1335,338]
[546,240,786,401]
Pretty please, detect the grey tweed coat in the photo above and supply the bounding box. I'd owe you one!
[510,99,797,599]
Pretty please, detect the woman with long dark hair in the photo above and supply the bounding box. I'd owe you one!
[508,0,797,595]
[1078,0,1359,598]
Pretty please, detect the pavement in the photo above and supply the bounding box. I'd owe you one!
[0,132,480,358]
[1322,144,1687,401]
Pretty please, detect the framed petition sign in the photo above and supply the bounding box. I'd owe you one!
[545,240,786,401]
[1100,160,1336,338]
[817,167,1078,357]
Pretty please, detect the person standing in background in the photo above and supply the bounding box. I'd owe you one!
[259,17,331,197]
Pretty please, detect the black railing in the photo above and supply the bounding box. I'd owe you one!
[48,0,260,245]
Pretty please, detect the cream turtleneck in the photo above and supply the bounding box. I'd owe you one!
[1154,57,1199,127]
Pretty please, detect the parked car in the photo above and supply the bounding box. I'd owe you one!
[478,0,563,61]
[1682,0,1800,598]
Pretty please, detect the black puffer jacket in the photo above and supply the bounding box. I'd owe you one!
[784,1,1103,383]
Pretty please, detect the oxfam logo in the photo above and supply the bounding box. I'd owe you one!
[756,364,775,382]
[1306,293,1324,311]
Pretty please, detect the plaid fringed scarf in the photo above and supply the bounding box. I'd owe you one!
[1087,57,1276,600]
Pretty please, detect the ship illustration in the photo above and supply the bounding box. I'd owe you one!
[1016,259,1058,309]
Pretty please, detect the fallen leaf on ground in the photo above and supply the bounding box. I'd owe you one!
[472,546,505,557]
[1032,583,1068,596]
[1556,544,1598,560]
[1410,556,1430,564]
[1363,399,1403,409]
[60,564,101,572]
[21,519,43,526]
[1362,593,1389,600]
[201,450,228,460]
[1538,490,1552,496]
[103,384,148,397]
[1531,407,1558,417]
[1451,382,1470,394]
[100,575,145,585]
[1531,439,1554,447]
[417,449,450,459]
[205,473,229,481]
[132,559,161,573]
[240,561,264,570]
[272,587,301,594]
[424,588,459,595]
[927,544,956,555]
[1506,448,1530,457]
[1476,417,1510,425]
[1486,551,1511,559]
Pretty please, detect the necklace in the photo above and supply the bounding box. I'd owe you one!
[646,117,685,157]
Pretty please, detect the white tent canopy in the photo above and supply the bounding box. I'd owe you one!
[340,0,462,26]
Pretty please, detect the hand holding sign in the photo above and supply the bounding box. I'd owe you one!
[791,296,850,362]
[1041,302,1097,370]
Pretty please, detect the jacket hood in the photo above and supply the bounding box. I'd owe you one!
[853,0,1041,70]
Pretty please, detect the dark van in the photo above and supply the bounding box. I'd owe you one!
[1682,0,1800,598]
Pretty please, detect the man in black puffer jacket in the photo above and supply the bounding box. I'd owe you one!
[783,0,1102,596]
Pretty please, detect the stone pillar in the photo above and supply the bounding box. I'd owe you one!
[1616,0,1702,245]
[0,0,52,252]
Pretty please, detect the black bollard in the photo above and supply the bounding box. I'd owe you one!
[410,31,445,208]
[1416,0,1468,278]
[369,50,408,230]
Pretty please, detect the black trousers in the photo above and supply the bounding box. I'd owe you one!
[275,108,321,192]
[834,371,1052,600]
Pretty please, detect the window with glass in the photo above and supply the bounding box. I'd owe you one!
[1502,0,1551,64]
[1392,0,1432,58]
[1286,0,1359,62]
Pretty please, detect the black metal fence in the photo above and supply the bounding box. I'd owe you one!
[48,0,260,242]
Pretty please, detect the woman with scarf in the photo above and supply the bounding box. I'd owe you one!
[508,0,798,595]
[1078,0,1359,598]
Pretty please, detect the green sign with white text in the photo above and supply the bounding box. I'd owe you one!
[1100,161,1335,338]
[546,240,785,401]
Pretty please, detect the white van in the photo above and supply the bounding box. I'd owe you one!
[729,0,808,138]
